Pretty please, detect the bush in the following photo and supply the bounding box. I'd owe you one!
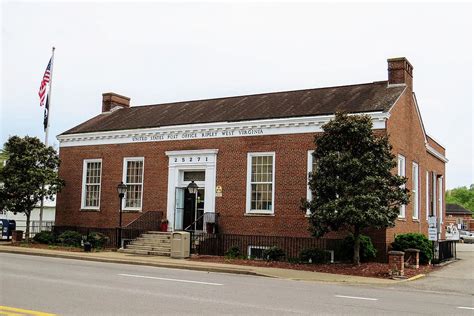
[58,230,83,247]
[225,246,241,259]
[299,248,331,264]
[33,231,56,244]
[262,246,286,261]
[87,232,109,249]
[391,233,433,264]
[337,234,377,262]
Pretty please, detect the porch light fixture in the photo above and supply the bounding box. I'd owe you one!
[116,181,127,249]
[187,181,198,194]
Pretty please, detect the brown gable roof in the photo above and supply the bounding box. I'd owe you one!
[62,81,405,135]
[446,204,472,215]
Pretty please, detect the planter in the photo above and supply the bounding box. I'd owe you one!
[160,222,168,232]
[11,230,23,243]
[206,223,215,234]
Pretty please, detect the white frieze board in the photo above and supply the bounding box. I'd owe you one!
[57,112,389,147]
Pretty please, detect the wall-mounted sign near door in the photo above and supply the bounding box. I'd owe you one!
[216,185,223,197]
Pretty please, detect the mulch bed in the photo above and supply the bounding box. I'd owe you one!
[191,255,436,279]
[4,242,111,253]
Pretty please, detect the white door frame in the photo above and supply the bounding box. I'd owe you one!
[165,149,218,231]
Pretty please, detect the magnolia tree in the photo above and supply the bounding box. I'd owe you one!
[0,136,64,242]
[303,113,409,265]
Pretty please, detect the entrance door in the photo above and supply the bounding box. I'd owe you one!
[183,190,196,230]
[174,187,185,230]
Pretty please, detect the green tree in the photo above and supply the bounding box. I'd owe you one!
[0,136,64,242]
[303,113,409,265]
[446,185,474,216]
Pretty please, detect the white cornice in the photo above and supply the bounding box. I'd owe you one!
[426,144,448,163]
[57,112,390,148]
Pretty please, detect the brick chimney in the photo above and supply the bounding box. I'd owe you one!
[102,92,130,112]
[387,57,413,89]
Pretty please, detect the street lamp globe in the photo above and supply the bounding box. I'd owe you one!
[117,181,127,198]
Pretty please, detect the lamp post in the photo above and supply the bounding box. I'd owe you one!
[186,181,199,231]
[117,181,127,249]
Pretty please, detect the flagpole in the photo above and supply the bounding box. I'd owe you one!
[39,46,55,232]
[44,46,55,146]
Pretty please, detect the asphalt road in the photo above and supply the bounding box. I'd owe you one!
[0,253,473,316]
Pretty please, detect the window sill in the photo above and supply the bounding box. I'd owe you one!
[412,218,420,222]
[397,217,406,222]
[244,213,275,217]
[81,209,100,212]
[123,209,142,213]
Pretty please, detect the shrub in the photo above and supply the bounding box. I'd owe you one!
[58,230,83,247]
[33,231,56,244]
[87,232,109,249]
[225,246,241,259]
[337,234,377,262]
[391,233,433,264]
[299,248,331,264]
[263,246,286,261]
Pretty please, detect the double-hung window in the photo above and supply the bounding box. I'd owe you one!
[246,152,275,214]
[397,155,406,218]
[306,150,316,215]
[123,157,144,211]
[81,159,102,210]
[412,162,419,220]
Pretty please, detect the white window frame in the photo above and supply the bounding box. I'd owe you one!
[426,171,429,221]
[81,158,102,210]
[246,152,276,214]
[247,245,271,259]
[432,172,437,220]
[438,176,443,224]
[397,155,406,218]
[412,162,419,220]
[306,150,315,216]
[122,157,145,211]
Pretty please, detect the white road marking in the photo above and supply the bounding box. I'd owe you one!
[458,307,474,310]
[118,273,223,286]
[335,295,378,301]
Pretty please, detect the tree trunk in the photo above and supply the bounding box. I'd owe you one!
[353,226,361,266]
[25,211,31,243]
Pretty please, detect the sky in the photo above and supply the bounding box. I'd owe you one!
[1,1,472,189]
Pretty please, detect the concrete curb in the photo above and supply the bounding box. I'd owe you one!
[0,247,400,284]
[0,248,259,276]
[406,274,426,281]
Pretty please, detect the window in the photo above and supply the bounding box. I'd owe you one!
[426,171,429,221]
[183,171,205,182]
[438,176,443,224]
[81,159,102,209]
[246,152,275,213]
[123,157,144,210]
[412,162,419,219]
[306,150,316,215]
[397,155,406,218]
[247,245,270,259]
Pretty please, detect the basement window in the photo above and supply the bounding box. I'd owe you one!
[247,245,270,260]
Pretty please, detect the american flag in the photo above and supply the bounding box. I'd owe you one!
[38,58,52,107]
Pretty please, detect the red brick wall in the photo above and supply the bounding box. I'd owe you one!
[384,87,446,250]
[56,134,321,236]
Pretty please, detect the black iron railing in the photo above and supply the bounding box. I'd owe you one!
[124,211,163,231]
[435,240,457,263]
[190,232,343,261]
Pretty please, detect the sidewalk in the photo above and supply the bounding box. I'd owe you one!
[0,244,399,285]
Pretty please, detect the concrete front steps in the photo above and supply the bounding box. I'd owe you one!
[119,231,172,256]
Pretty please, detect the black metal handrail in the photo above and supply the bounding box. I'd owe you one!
[184,212,219,232]
[124,211,163,231]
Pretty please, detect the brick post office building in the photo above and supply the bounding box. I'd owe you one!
[55,57,447,255]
